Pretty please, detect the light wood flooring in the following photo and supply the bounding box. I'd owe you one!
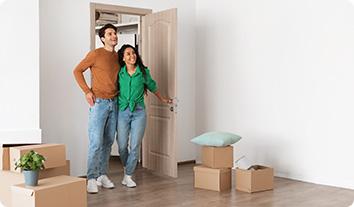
[88,159,354,207]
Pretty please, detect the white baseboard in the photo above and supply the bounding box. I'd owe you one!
[275,171,354,190]
[0,128,41,144]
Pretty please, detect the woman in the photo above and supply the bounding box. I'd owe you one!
[117,44,172,187]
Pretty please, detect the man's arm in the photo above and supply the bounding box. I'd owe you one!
[73,51,96,106]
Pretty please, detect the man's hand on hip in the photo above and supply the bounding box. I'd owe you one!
[86,92,95,107]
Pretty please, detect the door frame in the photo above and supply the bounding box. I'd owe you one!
[89,4,178,176]
[89,3,152,51]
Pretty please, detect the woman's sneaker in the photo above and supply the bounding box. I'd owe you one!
[96,175,115,189]
[87,179,98,193]
[121,175,136,188]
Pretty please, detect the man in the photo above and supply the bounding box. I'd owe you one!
[73,24,119,193]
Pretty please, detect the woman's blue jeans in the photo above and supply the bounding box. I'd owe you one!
[117,106,146,176]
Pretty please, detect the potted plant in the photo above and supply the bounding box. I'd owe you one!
[15,150,46,186]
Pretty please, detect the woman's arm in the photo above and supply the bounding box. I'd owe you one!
[144,68,172,104]
[153,91,172,104]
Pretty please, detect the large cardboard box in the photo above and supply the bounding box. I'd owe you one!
[235,165,274,193]
[10,144,66,172]
[194,165,231,192]
[39,160,70,179]
[0,161,70,207]
[0,171,24,207]
[202,146,233,168]
[11,175,87,207]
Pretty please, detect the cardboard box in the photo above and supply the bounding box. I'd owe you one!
[235,165,274,193]
[1,144,33,170]
[0,170,24,207]
[194,165,231,191]
[1,147,10,170]
[10,144,66,172]
[11,175,87,207]
[202,146,233,168]
[39,160,70,179]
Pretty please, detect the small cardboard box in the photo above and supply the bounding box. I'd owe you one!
[194,165,231,192]
[202,146,233,168]
[10,144,66,172]
[235,165,274,193]
[11,175,87,207]
[39,160,70,179]
[0,171,24,207]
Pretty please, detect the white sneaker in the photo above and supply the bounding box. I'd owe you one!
[87,179,98,193]
[121,175,136,188]
[96,175,115,189]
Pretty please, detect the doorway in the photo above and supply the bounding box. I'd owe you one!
[90,3,178,178]
[94,11,140,157]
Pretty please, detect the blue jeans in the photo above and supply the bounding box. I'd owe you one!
[87,98,117,180]
[117,106,146,175]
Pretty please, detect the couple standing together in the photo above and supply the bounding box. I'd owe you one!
[73,23,171,193]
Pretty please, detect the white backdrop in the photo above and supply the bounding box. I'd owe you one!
[196,0,354,189]
[0,0,41,144]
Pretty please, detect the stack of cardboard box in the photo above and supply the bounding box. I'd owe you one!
[193,146,233,191]
[193,145,274,193]
[0,143,86,207]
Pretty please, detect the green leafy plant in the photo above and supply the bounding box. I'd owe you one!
[15,150,46,171]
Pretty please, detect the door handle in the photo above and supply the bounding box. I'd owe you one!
[169,97,179,113]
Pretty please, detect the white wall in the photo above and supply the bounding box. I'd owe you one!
[196,0,354,189]
[0,0,41,144]
[40,0,196,176]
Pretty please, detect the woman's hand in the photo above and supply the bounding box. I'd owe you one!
[163,97,173,104]
[154,91,172,104]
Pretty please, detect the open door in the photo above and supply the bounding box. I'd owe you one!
[141,8,177,178]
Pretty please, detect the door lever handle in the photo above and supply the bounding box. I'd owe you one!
[169,97,178,113]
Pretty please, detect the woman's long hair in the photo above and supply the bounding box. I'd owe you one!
[118,44,147,79]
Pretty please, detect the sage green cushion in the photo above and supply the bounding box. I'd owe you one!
[191,131,242,147]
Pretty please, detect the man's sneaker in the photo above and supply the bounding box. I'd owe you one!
[87,179,98,193]
[96,175,115,189]
[121,175,136,188]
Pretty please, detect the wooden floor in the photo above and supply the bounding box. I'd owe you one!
[88,159,354,207]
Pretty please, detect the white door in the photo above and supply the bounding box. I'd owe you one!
[141,8,177,178]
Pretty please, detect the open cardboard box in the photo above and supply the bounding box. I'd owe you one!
[235,165,274,193]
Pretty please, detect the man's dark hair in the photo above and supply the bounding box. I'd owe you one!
[98,24,117,45]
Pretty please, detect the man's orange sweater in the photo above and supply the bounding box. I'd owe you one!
[73,48,119,99]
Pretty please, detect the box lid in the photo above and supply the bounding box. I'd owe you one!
[11,144,62,151]
[12,175,86,192]
[193,165,230,173]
